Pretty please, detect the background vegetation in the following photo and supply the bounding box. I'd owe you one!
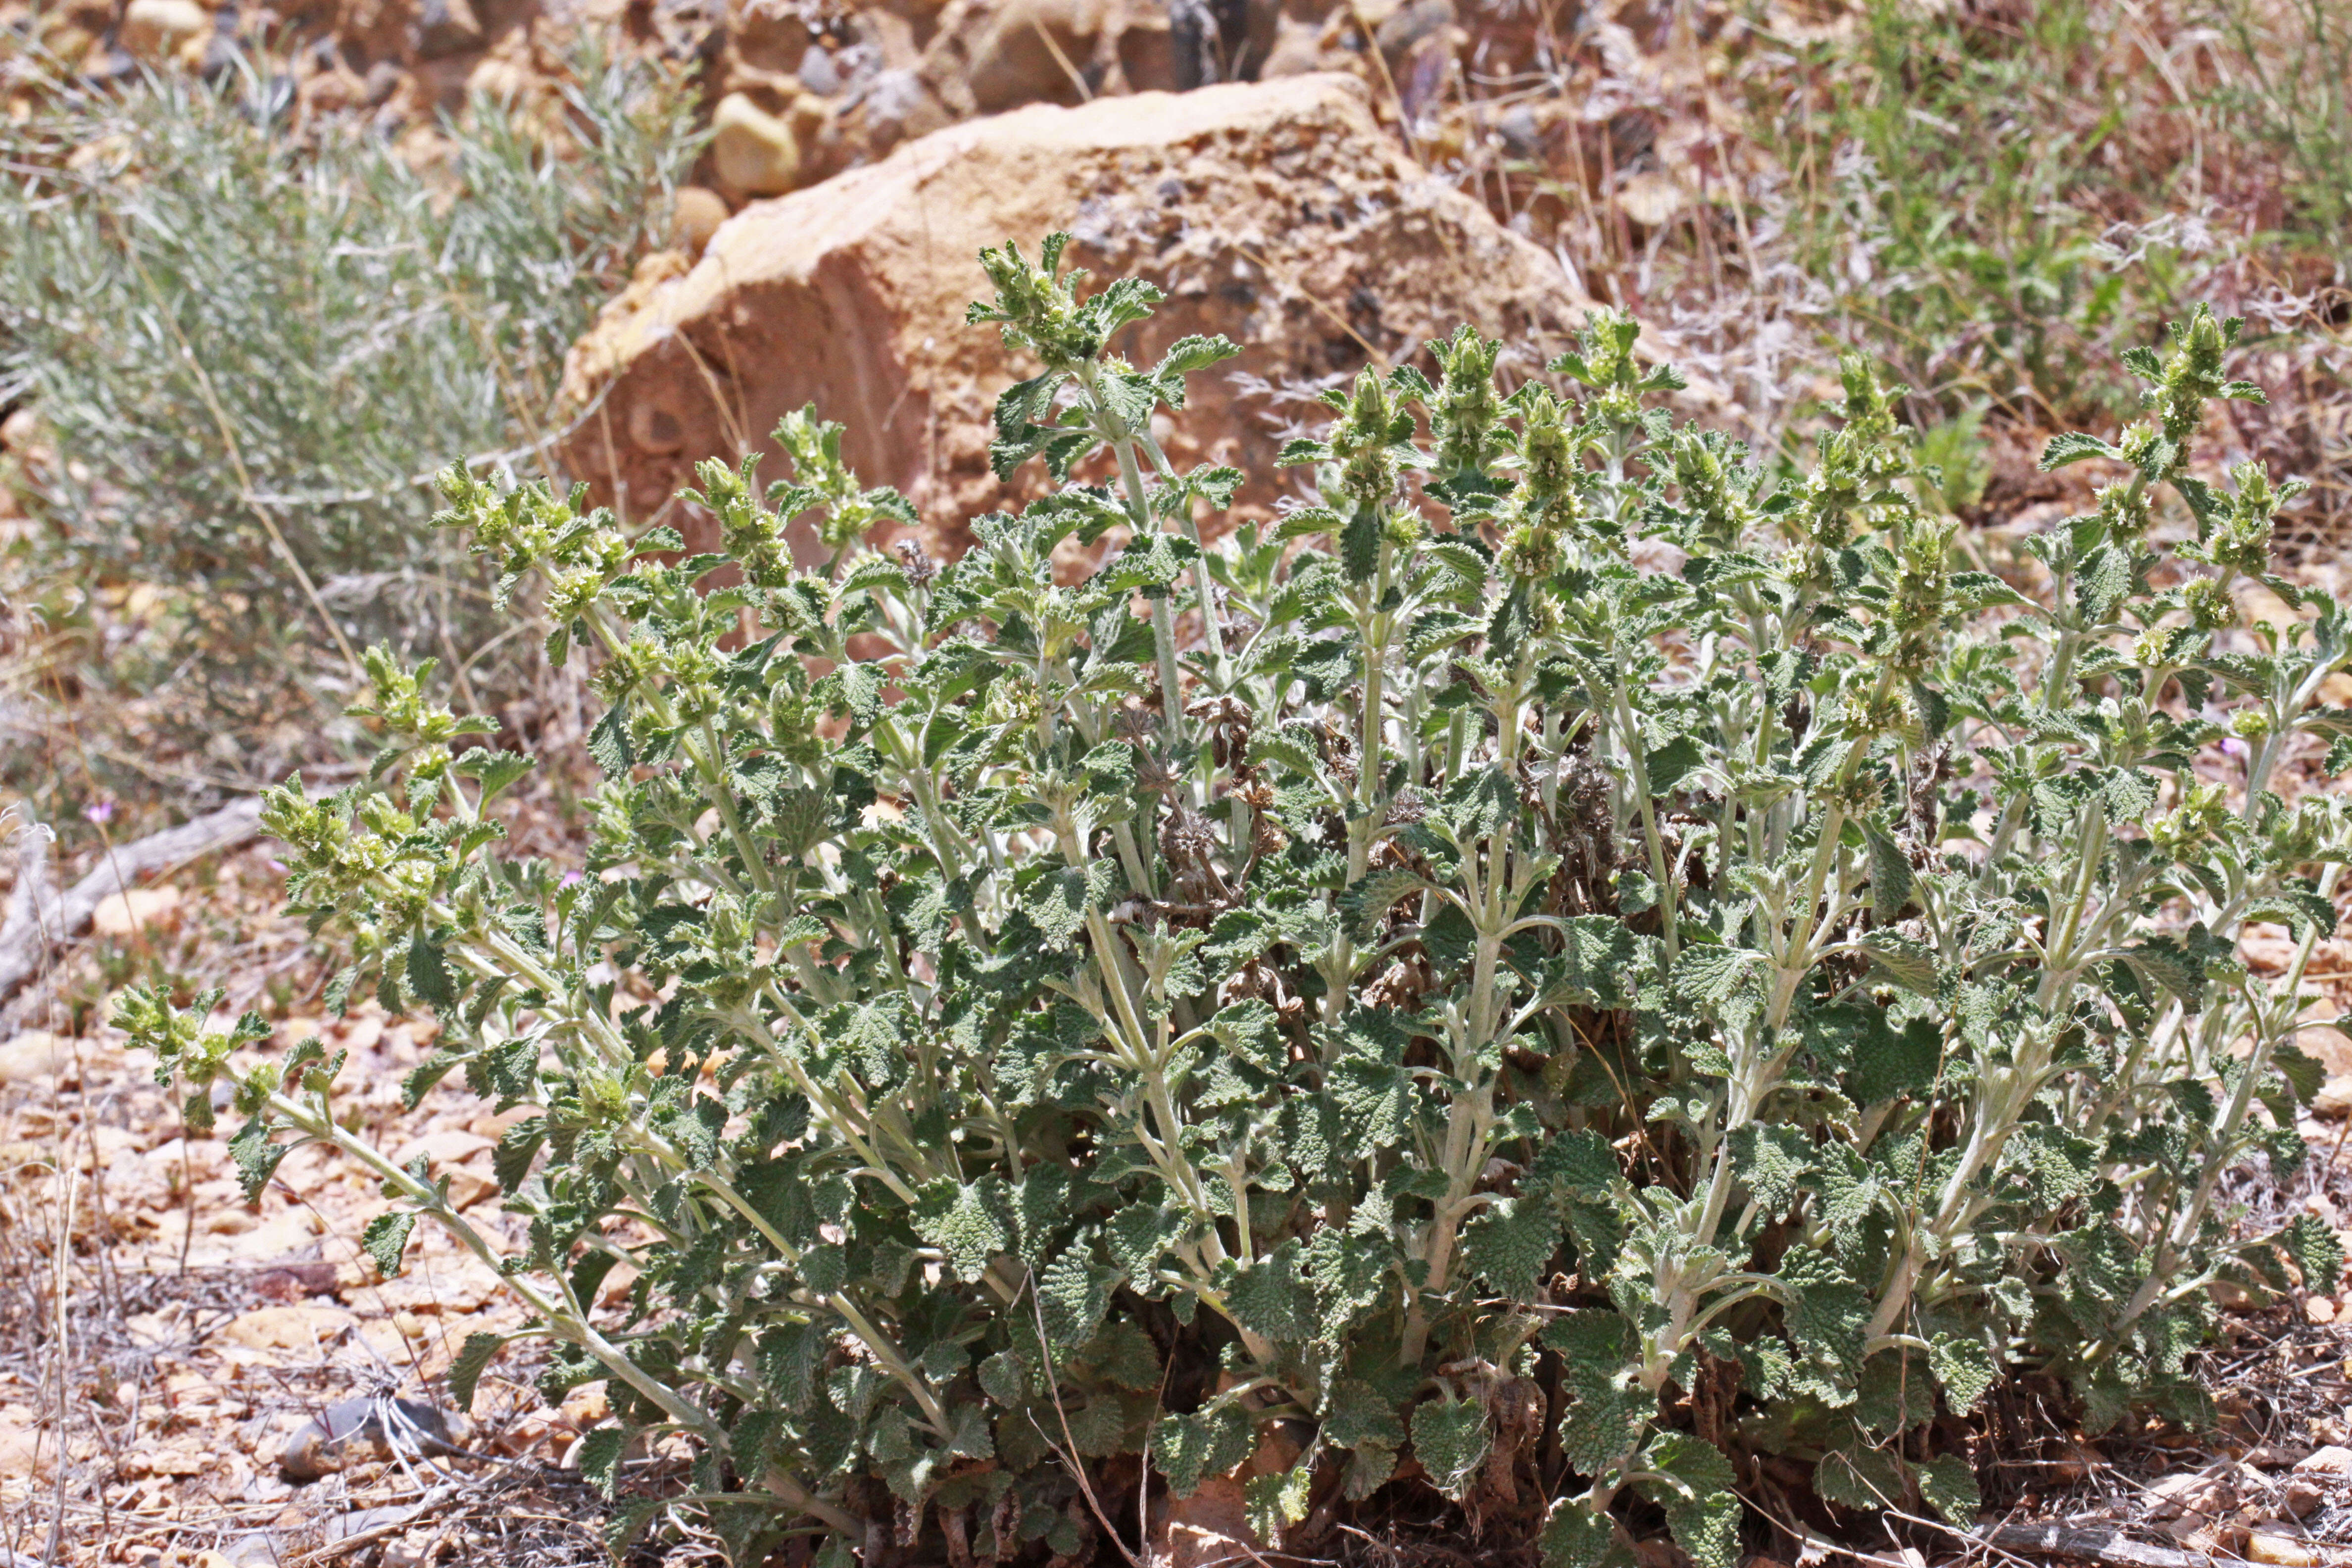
[0,42,701,800]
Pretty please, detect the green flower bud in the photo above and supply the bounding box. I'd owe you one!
[2209,459,2303,574]
[2184,574,2236,630]
[1842,682,1919,744]
[2095,481,2152,543]
[1891,519,1956,637]
[982,670,1047,733]
[581,1070,631,1124]
[1498,518,1563,580]
[1670,429,1755,549]
[1802,428,1866,550]
[2150,782,2228,856]
[1496,389,1584,575]
[970,233,1094,368]
[1431,324,1504,479]
[1837,351,1898,448]
[1330,368,1401,515]
[1518,388,1576,501]
[2151,304,2233,451]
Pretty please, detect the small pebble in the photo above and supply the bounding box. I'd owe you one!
[2296,1445,2352,1475]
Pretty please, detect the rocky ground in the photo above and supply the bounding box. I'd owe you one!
[0,825,644,1566]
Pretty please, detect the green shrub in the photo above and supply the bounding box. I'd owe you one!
[125,237,2352,1564]
[0,45,701,727]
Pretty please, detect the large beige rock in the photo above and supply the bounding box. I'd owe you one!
[952,0,1110,113]
[561,73,1594,548]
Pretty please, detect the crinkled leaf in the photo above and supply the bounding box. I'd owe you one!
[362,1211,415,1278]
[449,1331,505,1413]
[1915,1454,1982,1524]
[1409,1395,1488,1499]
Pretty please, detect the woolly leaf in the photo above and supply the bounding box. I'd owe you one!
[1864,823,1913,918]
[1928,1333,1997,1417]
[492,1116,545,1193]
[1410,1395,1488,1499]
[2280,1214,2346,1292]
[1543,1310,1650,1475]
[1244,1465,1313,1540]
[1814,1438,1906,1513]
[1540,1499,1630,1568]
[1861,931,1940,995]
[227,1118,288,1203]
[1151,1405,1252,1498]
[1462,1192,1565,1299]
[449,1331,505,1413]
[1080,1320,1162,1391]
[914,1177,1012,1284]
[1224,1240,1316,1345]
[577,1425,627,1499]
[362,1211,415,1279]
[1323,1378,1406,1451]
[979,1349,1030,1406]
[405,935,455,1009]
[1915,1454,1982,1524]
[2039,431,2120,469]
[1341,868,1429,944]
[1038,1238,1113,1358]
[1635,1432,1740,1568]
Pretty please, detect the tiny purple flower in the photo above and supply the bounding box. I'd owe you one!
[561,871,586,889]
[84,797,117,826]
[2220,736,2250,760]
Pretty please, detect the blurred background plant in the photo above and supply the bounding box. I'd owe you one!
[1449,0,2348,534]
[2203,0,2352,239]
[0,38,701,820]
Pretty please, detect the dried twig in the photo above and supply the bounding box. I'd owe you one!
[297,1482,465,1564]
[1981,1521,2215,1568]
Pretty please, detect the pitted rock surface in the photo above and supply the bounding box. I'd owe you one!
[558,72,1596,554]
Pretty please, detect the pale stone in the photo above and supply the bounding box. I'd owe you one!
[963,0,1108,112]
[669,185,731,259]
[0,1031,69,1084]
[2246,1533,2322,1568]
[711,92,803,196]
[217,1305,359,1353]
[2318,1075,2352,1120]
[120,0,210,64]
[92,883,181,937]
